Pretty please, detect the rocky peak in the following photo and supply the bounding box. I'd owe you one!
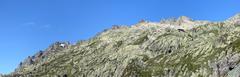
[13,41,71,74]
[177,16,192,22]
[226,13,240,25]
[46,42,70,52]
[229,13,240,20]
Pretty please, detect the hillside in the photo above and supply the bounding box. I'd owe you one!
[2,14,240,77]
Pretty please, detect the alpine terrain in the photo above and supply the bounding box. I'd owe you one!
[2,14,240,77]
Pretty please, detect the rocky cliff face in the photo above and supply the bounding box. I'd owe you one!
[3,14,240,77]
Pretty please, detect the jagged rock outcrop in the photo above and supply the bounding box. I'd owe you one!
[3,14,240,77]
[11,42,71,77]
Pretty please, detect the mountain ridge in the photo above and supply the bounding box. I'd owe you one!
[2,14,240,77]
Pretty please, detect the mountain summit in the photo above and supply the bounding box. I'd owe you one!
[227,13,240,24]
[2,14,240,77]
[177,16,192,22]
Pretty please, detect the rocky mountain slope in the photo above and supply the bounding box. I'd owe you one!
[2,14,240,77]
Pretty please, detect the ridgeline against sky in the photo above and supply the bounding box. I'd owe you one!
[0,0,240,74]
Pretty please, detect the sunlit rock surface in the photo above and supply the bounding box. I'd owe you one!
[3,14,240,77]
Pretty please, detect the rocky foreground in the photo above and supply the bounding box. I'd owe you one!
[2,14,240,77]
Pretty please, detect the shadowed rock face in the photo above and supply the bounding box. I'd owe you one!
[3,14,240,77]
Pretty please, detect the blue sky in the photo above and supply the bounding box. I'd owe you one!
[0,0,240,74]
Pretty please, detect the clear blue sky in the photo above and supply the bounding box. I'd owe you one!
[0,0,240,74]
